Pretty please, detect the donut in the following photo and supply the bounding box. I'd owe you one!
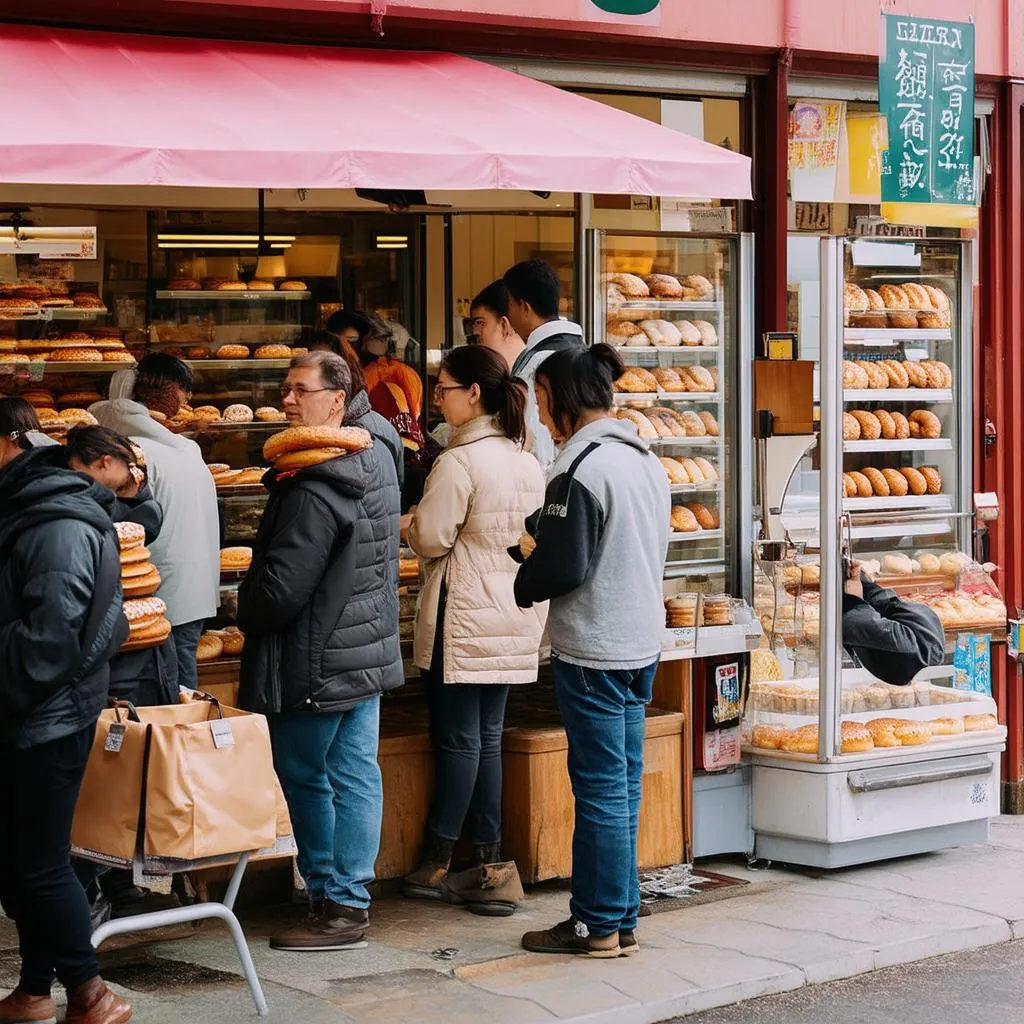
[223,404,254,423]
[964,713,998,732]
[123,568,162,598]
[851,410,882,440]
[115,521,146,551]
[197,633,224,662]
[699,412,720,436]
[120,545,150,566]
[842,721,874,753]
[902,283,932,310]
[863,467,889,496]
[255,344,293,359]
[843,360,870,389]
[683,366,716,392]
[921,361,946,389]
[902,361,928,388]
[843,413,861,441]
[882,468,909,496]
[857,361,889,390]
[874,410,896,439]
[900,467,928,495]
[215,344,251,360]
[842,472,857,498]
[848,471,873,498]
[891,412,911,439]
[685,503,718,530]
[751,725,787,750]
[879,360,910,389]
[908,410,942,439]
[220,546,253,571]
[919,466,943,494]
[264,425,371,462]
[670,505,699,533]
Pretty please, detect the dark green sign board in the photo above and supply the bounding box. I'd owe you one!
[588,0,659,11]
[879,14,976,205]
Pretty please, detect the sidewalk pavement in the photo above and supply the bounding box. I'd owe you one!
[4,816,1024,1023]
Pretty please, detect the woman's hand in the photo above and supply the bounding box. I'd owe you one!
[844,559,864,598]
[399,508,416,542]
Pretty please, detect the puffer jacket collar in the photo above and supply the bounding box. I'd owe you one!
[446,414,505,450]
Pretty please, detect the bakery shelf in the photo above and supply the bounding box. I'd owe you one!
[37,361,135,374]
[843,388,953,403]
[45,306,109,319]
[184,358,292,371]
[613,299,722,314]
[648,436,723,450]
[668,481,721,495]
[669,528,724,543]
[220,569,249,584]
[189,420,286,433]
[848,518,954,541]
[844,438,953,453]
[612,346,721,355]
[843,495,953,512]
[155,289,311,301]
[664,557,726,578]
[614,392,722,405]
[215,483,269,497]
[843,327,952,343]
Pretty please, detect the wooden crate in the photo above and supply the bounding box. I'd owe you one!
[501,707,685,883]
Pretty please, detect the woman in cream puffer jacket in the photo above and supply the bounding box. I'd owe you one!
[404,346,546,911]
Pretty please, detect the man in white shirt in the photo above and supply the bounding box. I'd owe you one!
[502,260,585,472]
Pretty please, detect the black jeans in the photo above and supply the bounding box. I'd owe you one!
[423,669,510,846]
[0,725,100,995]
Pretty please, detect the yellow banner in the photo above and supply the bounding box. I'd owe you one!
[880,202,979,229]
[846,114,886,202]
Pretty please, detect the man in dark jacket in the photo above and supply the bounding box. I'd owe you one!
[237,351,402,953]
[843,561,945,684]
[0,441,132,1024]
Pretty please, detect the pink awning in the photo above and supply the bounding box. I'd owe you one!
[0,26,751,199]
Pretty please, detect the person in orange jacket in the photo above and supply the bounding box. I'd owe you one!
[360,315,424,422]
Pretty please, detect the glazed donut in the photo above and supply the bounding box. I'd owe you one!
[882,468,909,496]
[902,361,928,388]
[908,410,942,439]
[216,344,250,360]
[842,473,857,498]
[874,410,896,439]
[843,360,870,389]
[857,361,889,390]
[671,505,700,533]
[900,467,928,496]
[919,466,943,494]
[686,503,718,530]
[863,467,889,496]
[902,282,932,310]
[699,411,720,436]
[683,365,716,392]
[921,362,946,389]
[254,344,292,359]
[879,360,910,389]
[843,412,861,441]
[848,471,873,498]
[263,425,372,462]
[891,412,911,439]
[851,410,882,440]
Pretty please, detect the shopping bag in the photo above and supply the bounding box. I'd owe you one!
[71,704,148,862]
[139,697,280,860]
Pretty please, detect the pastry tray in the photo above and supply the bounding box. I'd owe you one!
[668,528,724,542]
[215,483,269,497]
[184,359,292,370]
[155,289,311,301]
[612,345,720,353]
[843,495,952,512]
[843,388,953,403]
[844,438,952,453]
[843,327,952,342]
[614,392,722,404]
[648,436,723,449]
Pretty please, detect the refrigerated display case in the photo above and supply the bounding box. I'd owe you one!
[745,237,1006,868]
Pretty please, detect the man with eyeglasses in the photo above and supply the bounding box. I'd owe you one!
[89,352,219,691]
[237,351,402,953]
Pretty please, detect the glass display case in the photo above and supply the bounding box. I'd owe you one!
[743,237,1005,870]
[590,230,753,638]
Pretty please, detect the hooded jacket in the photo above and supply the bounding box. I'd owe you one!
[0,448,129,748]
[236,436,403,715]
[514,417,670,670]
[345,389,404,490]
[843,577,946,685]
[89,398,220,627]
[409,415,547,684]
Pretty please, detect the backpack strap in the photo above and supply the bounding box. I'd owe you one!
[510,334,583,380]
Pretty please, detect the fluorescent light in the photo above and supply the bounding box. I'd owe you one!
[156,233,296,242]
[157,242,291,250]
[376,243,408,250]
[375,234,409,249]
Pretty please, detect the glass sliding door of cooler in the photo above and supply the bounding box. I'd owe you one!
[589,231,752,603]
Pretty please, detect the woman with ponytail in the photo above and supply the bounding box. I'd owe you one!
[402,345,546,915]
[513,343,670,960]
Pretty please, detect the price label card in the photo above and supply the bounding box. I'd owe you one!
[210,719,235,749]
[104,722,126,754]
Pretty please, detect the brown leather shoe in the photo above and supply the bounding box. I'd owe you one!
[269,900,369,951]
[443,860,524,917]
[521,918,620,958]
[64,978,131,1024]
[0,988,56,1023]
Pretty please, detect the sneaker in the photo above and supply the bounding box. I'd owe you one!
[269,900,369,951]
[0,988,56,1023]
[521,918,620,958]
[619,929,639,956]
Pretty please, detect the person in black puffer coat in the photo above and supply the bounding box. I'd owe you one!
[0,406,134,1024]
[237,351,402,955]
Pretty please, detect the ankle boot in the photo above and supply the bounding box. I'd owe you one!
[443,857,524,917]
[474,842,502,866]
[0,988,56,1023]
[65,978,131,1024]
[401,835,455,901]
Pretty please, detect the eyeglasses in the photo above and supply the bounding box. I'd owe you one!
[281,385,340,399]
[433,384,467,400]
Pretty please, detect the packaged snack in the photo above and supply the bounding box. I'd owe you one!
[952,634,972,691]
[971,634,992,696]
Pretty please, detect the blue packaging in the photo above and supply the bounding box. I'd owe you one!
[971,634,992,696]
[952,634,972,691]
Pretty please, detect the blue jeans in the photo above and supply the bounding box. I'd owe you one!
[551,657,657,937]
[171,619,204,690]
[271,697,383,909]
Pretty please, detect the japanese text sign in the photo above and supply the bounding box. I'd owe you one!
[879,14,975,206]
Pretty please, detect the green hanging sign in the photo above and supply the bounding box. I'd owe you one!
[585,0,659,15]
[878,14,976,206]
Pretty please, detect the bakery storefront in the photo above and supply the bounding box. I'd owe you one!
[0,25,764,878]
